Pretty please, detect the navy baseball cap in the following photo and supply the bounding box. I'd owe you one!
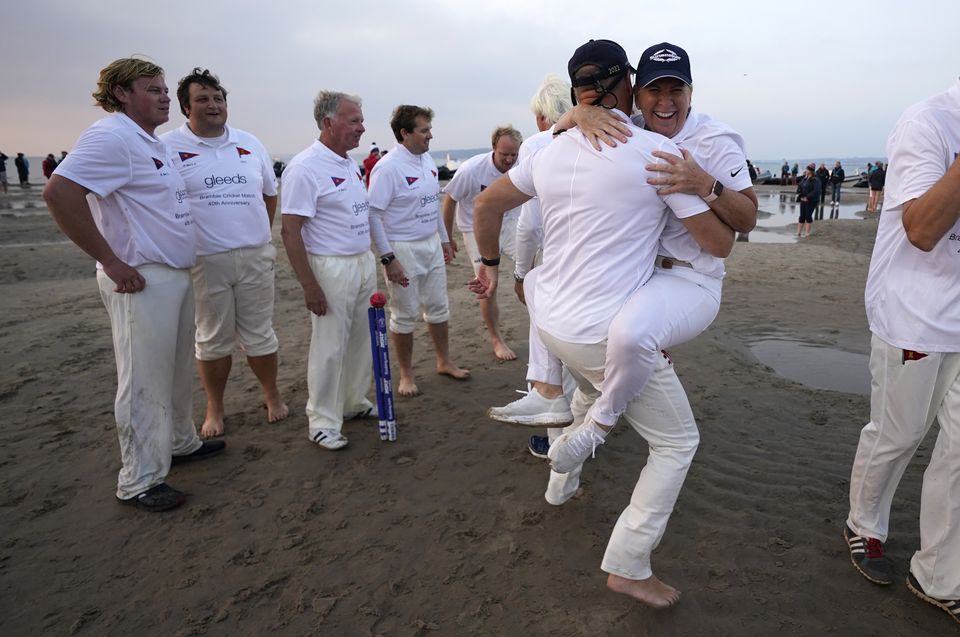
[635,42,693,87]
[568,39,632,86]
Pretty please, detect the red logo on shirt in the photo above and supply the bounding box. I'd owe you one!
[178,152,199,161]
[237,147,251,157]
[152,157,164,169]
[331,177,346,186]
[480,184,487,191]
[431,170,437,177]
[406,176,419,185]
[902,349,928,363]
[357,171,363,182]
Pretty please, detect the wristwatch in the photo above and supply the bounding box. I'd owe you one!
[703,179,724,203]
[380,253,395,266]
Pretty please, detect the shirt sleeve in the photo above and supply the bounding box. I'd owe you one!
[652,139,709,218]
[280,163,319,218]
[254,137,278,197]
[507,155,537,197]
[53,127,132,198]
[883,117,945,211]
[441,165,470,202]
[697,134,752,192]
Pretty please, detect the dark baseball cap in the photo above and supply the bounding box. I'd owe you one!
[568,39,632,86]
[635,42,693,87]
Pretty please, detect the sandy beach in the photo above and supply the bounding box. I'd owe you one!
[0,184,950,636]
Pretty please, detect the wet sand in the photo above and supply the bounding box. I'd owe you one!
[0,185,948,636]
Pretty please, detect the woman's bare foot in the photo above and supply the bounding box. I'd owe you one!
[397,376,420,397]
[437,362,470,380]
[492,340,516,361]
[199,415,225,439]
[606,573,681,608]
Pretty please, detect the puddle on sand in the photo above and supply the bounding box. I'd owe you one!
[748,336,870,395]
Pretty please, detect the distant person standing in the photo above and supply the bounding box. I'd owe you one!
[781,159,789,186]
[363,142,380,188]
[42,154,58,180]
[868,161,886,212]
[162,67,288,439]
[0,151,8,194]
[441,125,523,361]
[272,158,285,180]
[14,152,29,186]
[797,163,819,237]
[791,161,799,185]
[830,160,845,205]
[43,57,223,513]
[844,78,960,627]
[816,163,830,204]
[747,159,758,182]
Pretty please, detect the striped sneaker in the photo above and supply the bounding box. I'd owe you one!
[844,525,894,585]
[907,571,960,626]
[312,429,348,450]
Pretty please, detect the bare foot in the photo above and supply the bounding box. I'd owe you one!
[397,376,421,397]
[437,362,470,380]
[606,573,681,609]
[200,415,224,439]
[266,398,289,423]
[492,341,516,361]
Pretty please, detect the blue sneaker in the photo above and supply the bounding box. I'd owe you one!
[527,435,550,459]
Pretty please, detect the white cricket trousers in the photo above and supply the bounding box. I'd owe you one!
[97,264,201,500]
[305,252,376,437]
[593,267,721,427]
[847,334,960,598]
[538,329,700,581]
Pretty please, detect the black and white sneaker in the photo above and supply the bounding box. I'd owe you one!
[527,435,550,459]
[907,571,960,626]
[312,429,348,450]
[844,524,894,585]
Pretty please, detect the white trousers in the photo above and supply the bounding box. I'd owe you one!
[305,252,376,436]
[593,267,721,426]
[847,334,960,598]
[538,330,700,581]
[386,235,450,334]
[97,264,201,499]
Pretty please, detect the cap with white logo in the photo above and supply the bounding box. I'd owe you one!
[635,42,692,87]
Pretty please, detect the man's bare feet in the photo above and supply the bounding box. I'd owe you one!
[492,340,516,361]
[199,415,225,439]
[606,573,681,609]
[266,396,289,423]
[437,362,470,380]
[397,377,421,397]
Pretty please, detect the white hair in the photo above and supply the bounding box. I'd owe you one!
[529,74,572,125]
[313,91,362,129]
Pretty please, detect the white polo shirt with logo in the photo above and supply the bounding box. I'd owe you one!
[865,79,960,352]
[161,124,277,256]
[367,143,445,253]
[442,150,520,232]
[508,110,708,344]
[281,140,371,256]
[633,111,752,279]
[54,113,195,269]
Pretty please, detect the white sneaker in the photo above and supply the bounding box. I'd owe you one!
[311,429,348,450]
[548,422,606,473]
[487,388,573,426]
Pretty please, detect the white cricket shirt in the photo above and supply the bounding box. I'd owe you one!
[442,151,520,232]
[281,140,371,256]
[162,124,277,256]
[865,79,960,352]
[54,113,196,269]
[367,143,445,251]
[514,127,555,277]
[509,110,709,343]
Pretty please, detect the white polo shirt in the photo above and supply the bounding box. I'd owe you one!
[442,150,520,232]
[514,127,555,277]
[54,113,195,269]
[634,111,752,279]
[865,79,960,352]
[509,110,709,344]
[161,124,277,256]
[367,143,445,252]
[281,140,371,256]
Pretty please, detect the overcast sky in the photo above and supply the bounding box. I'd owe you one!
[2,0,957,161]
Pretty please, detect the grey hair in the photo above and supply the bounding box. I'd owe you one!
[313,91,362,129]
[530,74,572,125]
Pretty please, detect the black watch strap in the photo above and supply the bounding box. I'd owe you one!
[480,255,501,267]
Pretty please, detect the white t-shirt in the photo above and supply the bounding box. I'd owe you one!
[865,79,960,352]
[367,143,446,253]
[634,111,752,279]
[509,110,708,343]
[54,113,196,269]
[281,140,371,256]
[442,150,520,232]
[161,124,277,256]
[514,127,555,277]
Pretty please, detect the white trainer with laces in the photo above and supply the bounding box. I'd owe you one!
[548,421,607,473]
[311,429,348,450]
[487,387,573,426]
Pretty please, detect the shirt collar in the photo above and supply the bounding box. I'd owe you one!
[178,122,236,147]
[115,112,161,144]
